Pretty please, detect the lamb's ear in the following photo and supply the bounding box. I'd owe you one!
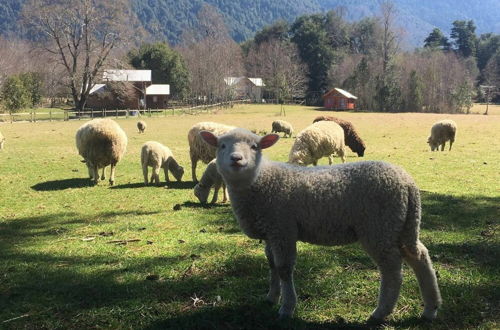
[259,134,280,149]
[200,131,218,147]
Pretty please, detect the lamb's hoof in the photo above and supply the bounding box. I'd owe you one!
[109,180,114,186]
[366,316,387,326]
[420,308,438,322]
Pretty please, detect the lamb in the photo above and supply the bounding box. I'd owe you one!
[0,131,5,150]
[200,128,441,323]
[289,121,346,165]
[193,159,228,204]
[427,119,457,151]
[271,120,293,138]
[313,115,366,156]
[141,141,184,185]
[188,121,235,182]
[137,120,147,133]
[75,118,127,185]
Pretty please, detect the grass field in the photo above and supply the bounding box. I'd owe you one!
[0,104,499,329]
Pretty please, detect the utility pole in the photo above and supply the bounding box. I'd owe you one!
[480,85,495,115]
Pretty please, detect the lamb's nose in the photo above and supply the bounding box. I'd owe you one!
[230,153,243,162]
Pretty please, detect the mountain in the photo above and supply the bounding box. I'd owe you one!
[1,0,500,46]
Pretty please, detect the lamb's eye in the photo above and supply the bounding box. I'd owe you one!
[251,144,258,150]
[220,143,226,149]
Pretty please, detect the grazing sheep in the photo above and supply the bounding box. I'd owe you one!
[141,141,184,185]
[289,121,346,165]
[188,121,235,182]
[0,131,5,150]
[137,120,147,133]
[200,128,441,323]
[193,159,228,204]
[428,120,457,151]
[313,116,366,156]
[75,118,127,185]
[271,120,293,138]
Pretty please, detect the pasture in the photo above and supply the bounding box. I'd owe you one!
[0,104,499,329]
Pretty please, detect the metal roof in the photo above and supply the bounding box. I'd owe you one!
[103,70,152,82]
[323,88,358,99]
[89,84,106,94]
[146,84,170,95]
[248,78,265,87]
[225,76,265,87]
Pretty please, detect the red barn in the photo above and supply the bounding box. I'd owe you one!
[322,88,357,110]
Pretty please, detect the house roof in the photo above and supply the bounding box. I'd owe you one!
[103,70,152,82]
[225,76,265,87]
[146,84,170,95]
[89,84,106,94]
[323,88,358,99]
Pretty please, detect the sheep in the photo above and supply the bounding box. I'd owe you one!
[75,118,127,185]
[193,159,228,204]
[188,121,235,182]
[137,120,147,133]
[199,128,441,323]
[141,141,184,185]
[427,119,457,151]
[0,131,5,150]
[313,116,366,156]
[271,120,293,138]
[289,121,346,165]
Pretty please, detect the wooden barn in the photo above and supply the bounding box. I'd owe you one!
[322,88,357,110]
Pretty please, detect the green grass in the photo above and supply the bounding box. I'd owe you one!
[0,104,499,329]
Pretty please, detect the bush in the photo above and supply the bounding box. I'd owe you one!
[1,75,31,112]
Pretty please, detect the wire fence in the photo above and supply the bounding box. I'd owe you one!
[0,100,243,123]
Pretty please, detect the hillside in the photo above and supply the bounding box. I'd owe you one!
[1,0,500,46]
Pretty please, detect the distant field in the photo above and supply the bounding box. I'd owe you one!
[0,104,498,329]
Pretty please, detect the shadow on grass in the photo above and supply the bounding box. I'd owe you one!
[110,181,197,190]
[31,178,91,191]
[181,201,228,209]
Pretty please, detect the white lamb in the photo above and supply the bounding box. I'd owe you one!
[271,120,293,138]
[75,118,127,185]
[193,159,228,204]
[187,121,235,182]
[137,120,147,133]
[141,141,184,185]
[0,131,5,150]
[200,128,441,323]
[427,119,457,151]
[289,121,346,165]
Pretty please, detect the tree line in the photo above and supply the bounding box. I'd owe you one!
[0,0,499,113]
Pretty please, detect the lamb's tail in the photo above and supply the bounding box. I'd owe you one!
[400,185,422,257]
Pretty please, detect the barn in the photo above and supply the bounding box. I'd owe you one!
[322,88,357,110]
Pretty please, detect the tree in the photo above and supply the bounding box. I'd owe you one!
[20,72,43,107]
[1,75,31,112]
[407,70,424,112]
[129,43,190,99]
[424,28,450,51]
[450,20,477,58]
[23,0,139,111]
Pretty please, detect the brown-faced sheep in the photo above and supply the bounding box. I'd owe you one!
[188,121,235,182]
[427,120,457,151]
[193,159,228,204]
[75,118,128,185]
[137,120,147,133]
[271,120,293,138]
[289,121,346,165]
[313,116,366,156]
[141,141,184,185]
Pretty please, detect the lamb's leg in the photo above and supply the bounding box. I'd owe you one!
[364,246,403,323]
[210,182,220,204]
[143,165,149,185]
[100,167,106,180]
[440,143,445,151]
[109,164,116,186]
[152,165,161,185]
[222,183,228,203]
[270,240,297,319]
[328,155,333,165]
[164,161,170,183]
[338,149,346,163]
[92,165,99,185]
[190,154,198,182]
[264,242,280,305]
[402,241,441,321]
[449,139,453,151]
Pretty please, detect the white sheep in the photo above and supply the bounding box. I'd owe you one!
[75,118,127,185]
[428,119,457,151]
[137,120,147,133]
[200,128,441,323]
[193,159,228,204]
[289,121,346,165]
[188,121,235,182]
[141,141,184,185]
[271,120,293,138]
[0,131,5,150]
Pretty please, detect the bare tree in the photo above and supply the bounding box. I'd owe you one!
[23,0,138,111]
[379,1,401,73]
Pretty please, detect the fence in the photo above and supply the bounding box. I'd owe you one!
[0,101,237,123]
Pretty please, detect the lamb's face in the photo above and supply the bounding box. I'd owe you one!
[427,136,438,151]
[200,128,279,186]
[194,183,209,203]
[173,166,184,182]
